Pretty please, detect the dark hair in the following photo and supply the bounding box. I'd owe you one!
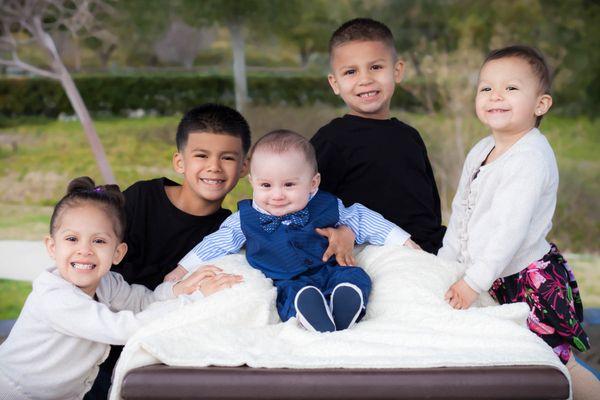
[49,177,127,240]
[483,45,552,127]
[329,18,396,59]
[250,130,318,174]
[175,103,251,154]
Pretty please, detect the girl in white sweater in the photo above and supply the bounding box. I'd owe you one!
[438,46,598,398]
[0,177,242,400]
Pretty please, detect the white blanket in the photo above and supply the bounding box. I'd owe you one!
[109,245,570,400]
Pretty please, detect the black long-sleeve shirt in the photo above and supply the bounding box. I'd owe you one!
[311,114,445,253]
[111,177,231,290]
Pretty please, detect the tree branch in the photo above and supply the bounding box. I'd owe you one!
[0,57,59,79]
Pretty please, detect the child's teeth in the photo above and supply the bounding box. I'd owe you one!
[360,91,377,98]
[71,263,94,270]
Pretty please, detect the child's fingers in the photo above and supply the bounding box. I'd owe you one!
[315,227,332,238]
[444,288,453,301]
[321,246,335,262]
[347,253,356,265]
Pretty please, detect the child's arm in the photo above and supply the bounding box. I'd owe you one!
[447,152,549,308]
[337,199,412,247]
[167,212,246,279]
[42,285,162,345]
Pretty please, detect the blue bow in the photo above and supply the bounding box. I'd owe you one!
[259,208,310,233]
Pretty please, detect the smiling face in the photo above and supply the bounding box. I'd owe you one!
[249,149,320,217]
[328,40,404,120]
[45,204,127,296]
[174,132,248,211]
[476,57,552,138]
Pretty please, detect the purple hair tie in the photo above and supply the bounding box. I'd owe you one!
[93,187,104,193]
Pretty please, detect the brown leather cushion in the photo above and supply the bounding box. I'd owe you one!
[121,365,569,399]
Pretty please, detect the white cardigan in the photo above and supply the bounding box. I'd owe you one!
[0,267,175,400]
[438,128,558,293]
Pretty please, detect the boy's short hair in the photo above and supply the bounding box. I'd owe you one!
[483,45,552,127]
[329,18,396,59]
[250,130,318,174]
[176,103,251,154]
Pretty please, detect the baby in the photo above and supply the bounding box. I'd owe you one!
[170,130,418,332]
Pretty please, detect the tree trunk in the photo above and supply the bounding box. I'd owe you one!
[34,17,116,184]
[228,20,247,113]
[60,71,116,184]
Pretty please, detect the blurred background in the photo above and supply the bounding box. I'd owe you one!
[0,0,598,348]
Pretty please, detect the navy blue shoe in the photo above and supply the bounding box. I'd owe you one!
[330,283,364,331]
[294,286,335,332]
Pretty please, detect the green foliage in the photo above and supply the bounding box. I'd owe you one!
[0,75,421,117]
[0,279,31,320]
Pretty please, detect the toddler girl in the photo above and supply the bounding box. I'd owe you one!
[0,177,236,399]
[439,45,598,398]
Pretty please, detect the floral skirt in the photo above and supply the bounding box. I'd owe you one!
[489,244,590,364]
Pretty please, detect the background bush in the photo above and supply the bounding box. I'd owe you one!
[0,75,421,118]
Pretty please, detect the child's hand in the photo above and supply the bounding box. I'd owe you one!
[403,238,422,250]
[445,278,479,309]
[172,265,242,296]
[316,225,356,266]
[197,272,244,296]
[164,265,189,282]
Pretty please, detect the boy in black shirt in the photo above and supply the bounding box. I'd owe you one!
[311,18,446,254]
[87,104,249,399]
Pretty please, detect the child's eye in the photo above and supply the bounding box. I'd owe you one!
[93,238,107,244]
[260,183,271,188]
[222,156,236,161]
[371,64,383,70]
[195,153,207,158]
[506,86,518,91]
[479,87,491,92]
[65,236,77,242]
[343,69,355,76]
[284,182,295,187]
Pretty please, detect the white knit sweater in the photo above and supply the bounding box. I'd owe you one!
[0,267,175,400]
[438,128,558,293]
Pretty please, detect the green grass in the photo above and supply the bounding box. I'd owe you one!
[0,279,31,319]
[0,109,598,250]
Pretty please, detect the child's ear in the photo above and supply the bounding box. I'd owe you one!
[327,73,341,95]
[535,94,553,117]
[112,242,128,265]
[311,173,321,193]
[393,59,405,84]
[239,157,250,178]
[172,152,185,174]
[44,235,56,260]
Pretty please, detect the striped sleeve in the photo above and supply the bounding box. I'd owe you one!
[337,199,410,246]
[178,212,246,272]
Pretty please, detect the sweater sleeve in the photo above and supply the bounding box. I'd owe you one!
[337,199,410,246]
[178,212,246,272]
[42,286,151,345]
[463,151,548,293]
[101,272,175,312]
